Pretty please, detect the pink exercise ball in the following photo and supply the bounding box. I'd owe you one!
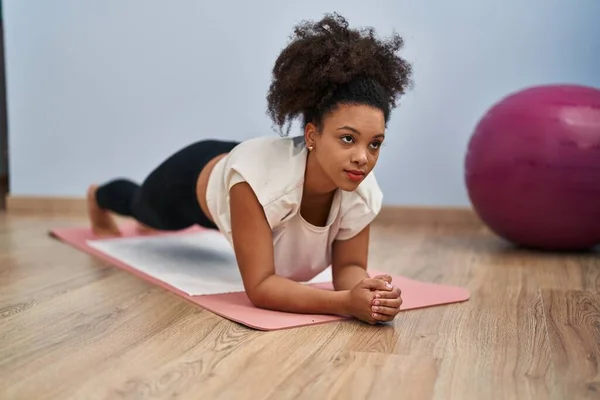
[465,84,600,251]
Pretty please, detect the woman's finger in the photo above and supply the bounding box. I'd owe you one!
[372,274,392,283]
[371,312,397,322]
[372,304,400,316]
[373,287,402,299]
[372,298,402,309]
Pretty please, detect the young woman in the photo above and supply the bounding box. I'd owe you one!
[87,13,412,325]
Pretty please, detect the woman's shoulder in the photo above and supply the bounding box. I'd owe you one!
[232,135,305,157]
[223,135,307,205]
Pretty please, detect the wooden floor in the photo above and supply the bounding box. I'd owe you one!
[0,213,598,399]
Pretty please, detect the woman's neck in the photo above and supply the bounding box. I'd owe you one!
[302,151,338,199]
[300,152,337,226]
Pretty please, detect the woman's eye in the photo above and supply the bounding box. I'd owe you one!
[341,135,354,144]
[370,141,381,149]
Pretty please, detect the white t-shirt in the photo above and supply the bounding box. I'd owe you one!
[205,135,383,282]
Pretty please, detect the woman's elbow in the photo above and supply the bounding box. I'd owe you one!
[246,289,266,309]
[244,279,273,310]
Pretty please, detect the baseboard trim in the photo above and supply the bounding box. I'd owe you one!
[6,195,87,216]
[5,195,481,226]
[376,205,481,226]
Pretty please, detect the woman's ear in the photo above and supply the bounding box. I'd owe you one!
[304,122,320,150]
[304,122,317,149]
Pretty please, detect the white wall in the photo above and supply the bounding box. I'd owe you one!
[4,0,600,206]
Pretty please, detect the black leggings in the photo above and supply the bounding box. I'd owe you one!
[95,139,239,231]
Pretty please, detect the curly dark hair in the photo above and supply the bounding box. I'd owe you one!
[266,12,413,135]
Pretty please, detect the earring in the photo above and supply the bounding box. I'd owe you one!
[307,145,314,151]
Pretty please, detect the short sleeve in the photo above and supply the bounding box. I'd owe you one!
[220,136,304,231]
[223,139,280,206]
[335,173,383,241]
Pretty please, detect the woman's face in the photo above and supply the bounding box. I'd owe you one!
[304,103,386,192]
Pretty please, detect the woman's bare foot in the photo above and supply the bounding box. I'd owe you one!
[87,184,122,237]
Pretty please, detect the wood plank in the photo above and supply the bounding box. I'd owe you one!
[266,350,439,400]
[541,289,600,399]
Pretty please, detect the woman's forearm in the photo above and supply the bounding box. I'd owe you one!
[332,265,370,291]
[248,274,350,316]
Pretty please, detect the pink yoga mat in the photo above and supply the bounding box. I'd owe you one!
[50,223,470,331]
